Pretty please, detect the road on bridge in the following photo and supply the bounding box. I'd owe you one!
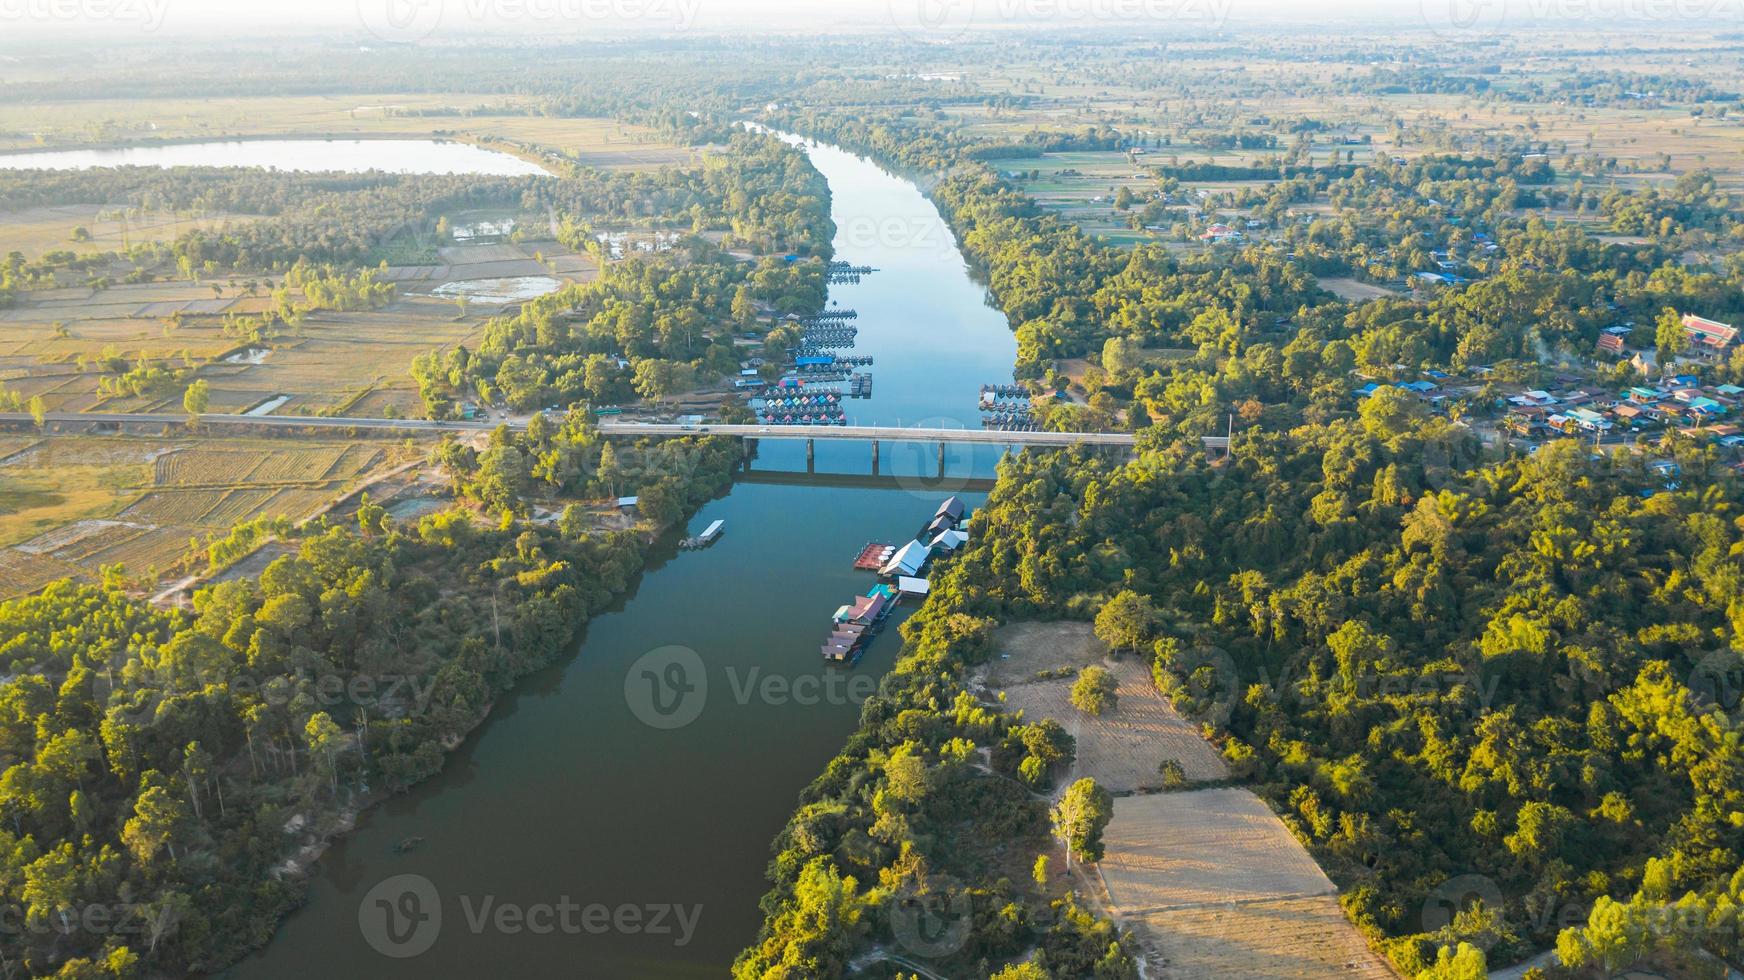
[0,412,1229,450]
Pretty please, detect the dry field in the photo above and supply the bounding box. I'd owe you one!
[985,622,1225,790]
[0,205,262,259]
[1100,789,1396,980]
[985,621,1393,977]
[1318,278,1400,302]
[0,434,407,597]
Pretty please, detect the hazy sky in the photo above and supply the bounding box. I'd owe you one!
[0,0,1736,40]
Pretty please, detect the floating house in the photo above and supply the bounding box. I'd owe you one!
[881,540,930,578]
[935,496,965,524]
[897,577,930,597]
[930,528,968,552]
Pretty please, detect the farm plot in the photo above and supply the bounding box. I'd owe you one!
[1098,790,1395,979]
[153,444,352,486]
[1317,278,1400,302]
[1100,789,1335,911]
[217,300,485,415]
[1125,895,1397,980]
[0,550,87,598]
[984,622,1225,789]
[0,205,262,259]
[76,524,202,577]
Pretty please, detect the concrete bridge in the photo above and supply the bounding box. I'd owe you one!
[0,412,1230,461]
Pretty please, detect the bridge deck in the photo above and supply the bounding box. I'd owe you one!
[0,412,1228,450]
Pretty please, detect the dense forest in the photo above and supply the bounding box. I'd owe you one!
[0,124,819,977]
[717,101,1744,979]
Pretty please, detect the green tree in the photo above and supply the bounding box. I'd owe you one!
[1070,666,1118,716]
[1655,306,1688,358]
[182,379,210,418]
[28,393,46,428]
[1094,590,1156,655]
[1416,943,1486,980]
[1051,777,1113,868]
[304,712,345,795]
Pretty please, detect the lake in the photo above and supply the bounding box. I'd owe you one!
[226,135,1017,979]
[0,139,551,176]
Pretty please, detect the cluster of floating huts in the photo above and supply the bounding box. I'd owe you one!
[982,409,1039,431]
[826,261,878,284]
[823,497,970,665]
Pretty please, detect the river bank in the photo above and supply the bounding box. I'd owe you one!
[225,134,1020,978]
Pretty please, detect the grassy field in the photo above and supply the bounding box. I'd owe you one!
[0,95,694,168]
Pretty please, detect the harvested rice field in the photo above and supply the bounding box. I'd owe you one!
[0,433,413,597]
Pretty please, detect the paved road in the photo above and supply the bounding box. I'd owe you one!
[0,411,1235,450]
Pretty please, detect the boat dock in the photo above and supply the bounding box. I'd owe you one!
[853,542,896,570]
[679,519,725,550]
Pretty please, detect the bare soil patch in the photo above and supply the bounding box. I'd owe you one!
[987,622,1225,790]
[1318,277,1398,302]
[1127,895,1396,979]
[1100,789,1397,979]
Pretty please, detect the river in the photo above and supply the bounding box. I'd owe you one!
[224,136,1017,978]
